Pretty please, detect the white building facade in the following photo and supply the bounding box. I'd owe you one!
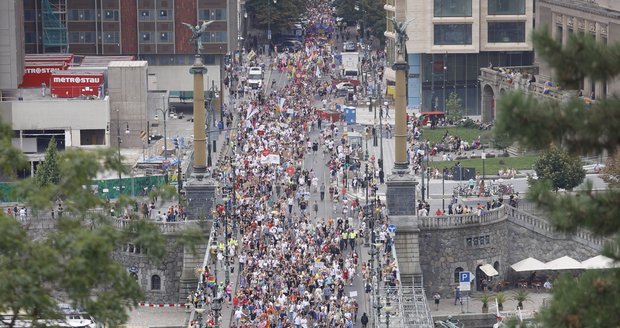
[385,0,534,116]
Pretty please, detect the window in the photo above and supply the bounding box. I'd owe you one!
[158,10,171,20]
[199,8,226,20]
[141,32,152,42]
[434,0,472,17]
[454,267,464,283]
[466,237,472,246]
[488,22,525,43]
[104,10,119,21]
[69,9,95,21]
[151,275,161,290]
[24,10,36,21]
[160,32,170,42]
[493,261,500,272]
[473,237,479,246]
[69,32,95,44]
[434,24,472,45]
[80,130,105,145]
[488,0,525,15]
[139,10,152,20]
[130,272,138,281]
[25,32,36,44]
[103,32,119,44]
[556,26,563,45]
[200,31,228,43]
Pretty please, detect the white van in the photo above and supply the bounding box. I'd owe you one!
[248,66,264,89]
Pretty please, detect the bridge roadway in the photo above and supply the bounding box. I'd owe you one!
[184,46,434,326]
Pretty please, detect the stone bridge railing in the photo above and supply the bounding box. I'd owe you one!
[506,205,607,251]
[418,206,505,229]
[112,217,200,234]
[417,204,607,252]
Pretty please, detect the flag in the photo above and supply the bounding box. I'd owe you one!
[246,103,259,120]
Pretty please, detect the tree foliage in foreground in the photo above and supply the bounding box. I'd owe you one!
[445,91,463,124]
[494,27,620,327]
[534,147,585,191]
[0,121,204,328]
[34,137,61,188]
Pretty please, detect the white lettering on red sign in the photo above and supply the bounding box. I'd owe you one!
[52,76,102,84]
[25,67,61,74]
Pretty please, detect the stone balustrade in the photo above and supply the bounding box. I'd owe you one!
[418,206,505,229]
[112,217,199,234]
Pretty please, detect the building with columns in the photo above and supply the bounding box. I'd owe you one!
[536,0,620,100]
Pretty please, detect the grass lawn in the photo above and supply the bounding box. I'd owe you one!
[429,155,539,175]
[421,127,493,144]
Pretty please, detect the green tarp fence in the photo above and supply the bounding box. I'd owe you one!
[0,175,167,203]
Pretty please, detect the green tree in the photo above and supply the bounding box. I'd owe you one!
[445,91,463,124]
[533,147,585,191]
[35,137,61,187]
[0,121,204,327]
[333,0,385,43]
[494,27,620,327]
[245,0,307,34]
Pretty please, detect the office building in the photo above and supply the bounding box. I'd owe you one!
[385,0,534,116]
[0,0,25,95]
[23,0,239,63]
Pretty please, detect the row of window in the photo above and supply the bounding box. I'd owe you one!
[434,0,526,17]
[140,31,174,43]
[122,243,146,254]
[68,31,120,44]
[26,8,229,22]
[129,273,162,290]
[434,22,525,45]
[466,235,490,247]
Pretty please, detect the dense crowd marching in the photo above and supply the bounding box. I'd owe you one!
[187,1,401,327]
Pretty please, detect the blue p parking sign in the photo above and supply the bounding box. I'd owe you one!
[459,272,471,283]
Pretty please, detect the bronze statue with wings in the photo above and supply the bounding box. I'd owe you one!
[182,21,215,54]
[388,17,414,57]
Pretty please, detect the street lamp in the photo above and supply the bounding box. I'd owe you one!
[267,0,277,45]
[115,111,130,197]
[154,108,169,160]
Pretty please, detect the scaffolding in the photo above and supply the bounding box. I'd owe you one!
[42,0,68,52]
[373,247,435,328]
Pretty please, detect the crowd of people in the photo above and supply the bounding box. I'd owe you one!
[188,2,401,327]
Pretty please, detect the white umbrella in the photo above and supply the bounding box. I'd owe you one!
[545,256,585,270]
[581,255,617,269]
[510,257,548,272]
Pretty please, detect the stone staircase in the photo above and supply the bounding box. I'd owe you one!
[178,242,208,304]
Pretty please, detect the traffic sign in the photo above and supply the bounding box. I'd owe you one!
[459,271,474,291]
[387,224,396,233]
[459,271,471,283]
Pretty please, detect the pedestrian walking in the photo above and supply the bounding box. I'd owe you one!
[361,312,369,328]
[320,182,325,201]
[434,292,441,310]
[454,286,461,305]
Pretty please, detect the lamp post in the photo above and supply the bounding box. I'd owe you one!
[267,0,277,49]
[379,100,386,170]
[154,108,168,160]
[116,109,130,198]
